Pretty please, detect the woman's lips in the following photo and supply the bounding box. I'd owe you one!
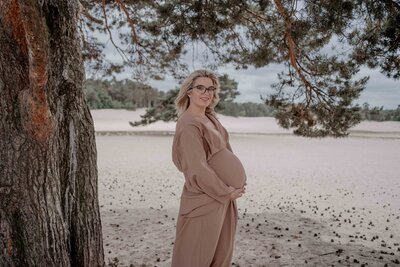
[200,97,209,101]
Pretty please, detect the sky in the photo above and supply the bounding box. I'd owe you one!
[92,30,399,110]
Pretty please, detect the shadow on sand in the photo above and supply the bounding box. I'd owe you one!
[102,207,399,267]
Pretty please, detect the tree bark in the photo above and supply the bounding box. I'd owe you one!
[0,0,104,266]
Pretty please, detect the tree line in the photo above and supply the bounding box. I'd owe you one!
[85,78,163,109]
[360,103,400,121]
[85,78,400,121]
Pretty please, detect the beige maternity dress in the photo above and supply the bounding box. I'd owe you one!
[171,110,247,267]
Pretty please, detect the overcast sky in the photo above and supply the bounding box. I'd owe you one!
[94,32,399,109]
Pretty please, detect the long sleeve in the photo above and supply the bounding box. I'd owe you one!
[226,140,233,153]
[222,125,234,153]
[177,124,236,205]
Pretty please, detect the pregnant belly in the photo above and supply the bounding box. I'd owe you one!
[207,148,247,189]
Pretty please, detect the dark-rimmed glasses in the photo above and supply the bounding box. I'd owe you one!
[190,85,217,95]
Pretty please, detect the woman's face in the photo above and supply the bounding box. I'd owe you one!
[187,77,215,108]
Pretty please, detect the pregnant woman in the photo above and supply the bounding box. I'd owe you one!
[171,69,247,267]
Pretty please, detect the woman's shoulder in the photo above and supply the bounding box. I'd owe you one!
[176,112,204,128]
[174,116,201,141]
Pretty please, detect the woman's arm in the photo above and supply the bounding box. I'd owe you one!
[177,124,236,204]
[226,140,233,153]
[220,124,234,153]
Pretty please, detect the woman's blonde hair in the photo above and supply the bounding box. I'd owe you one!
[174,69,221,118]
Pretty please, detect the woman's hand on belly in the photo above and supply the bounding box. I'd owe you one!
[230,185,246,200]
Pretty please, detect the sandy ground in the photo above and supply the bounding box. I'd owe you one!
[94,109,400,267]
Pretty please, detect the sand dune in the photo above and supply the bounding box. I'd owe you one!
[91,108,400,139]
[93,109,400,266]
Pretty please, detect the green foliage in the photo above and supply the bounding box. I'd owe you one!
[83,78,161,110]
[129,88,180,126]
[214,73,240,113]
[85,79,114,109]
[217,74,240,103]
[80,0,400,136]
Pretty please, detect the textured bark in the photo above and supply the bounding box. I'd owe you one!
[0,0,104,266]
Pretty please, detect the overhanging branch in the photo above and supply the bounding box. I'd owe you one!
[274,0,313,105]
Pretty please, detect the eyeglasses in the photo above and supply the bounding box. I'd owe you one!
[190,85,217,95]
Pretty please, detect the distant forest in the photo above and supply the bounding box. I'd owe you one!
[84,78,400,121]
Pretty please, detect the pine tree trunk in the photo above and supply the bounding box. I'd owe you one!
[0,0,104,266]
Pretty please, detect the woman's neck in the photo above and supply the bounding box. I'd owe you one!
[186,105,206,118]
